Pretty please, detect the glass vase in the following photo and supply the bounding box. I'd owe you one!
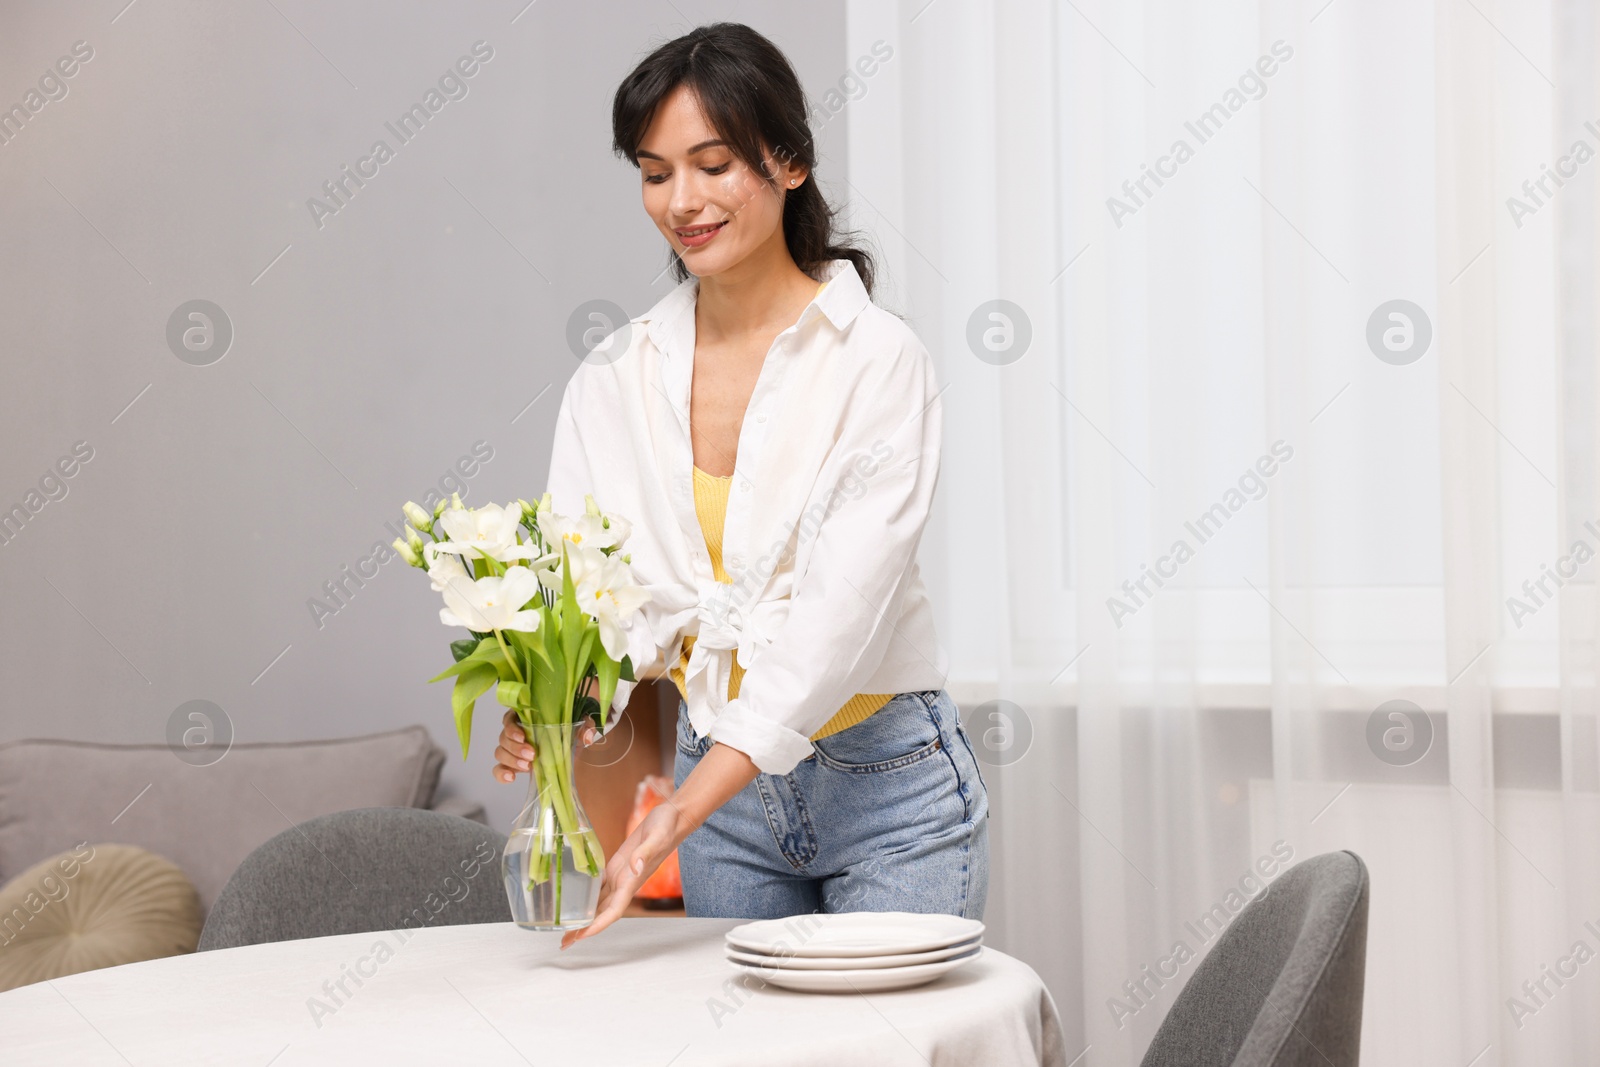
[502,722,605,931]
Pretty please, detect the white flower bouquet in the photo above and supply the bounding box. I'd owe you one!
[392,492,649,926]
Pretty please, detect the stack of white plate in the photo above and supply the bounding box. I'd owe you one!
[724,912,985,993]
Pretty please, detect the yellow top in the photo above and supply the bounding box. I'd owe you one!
[669,280,894,742]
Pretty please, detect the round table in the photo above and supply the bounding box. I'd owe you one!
[0,918,1068,1066]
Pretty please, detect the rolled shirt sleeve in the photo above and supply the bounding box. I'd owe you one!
[705,332,946,774]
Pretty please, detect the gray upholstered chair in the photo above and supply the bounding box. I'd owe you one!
[1140,850,1369,1067]
[197,807,510,951]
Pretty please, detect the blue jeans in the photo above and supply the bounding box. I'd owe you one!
[672,689,990,920]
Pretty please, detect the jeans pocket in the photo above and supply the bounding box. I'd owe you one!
[675,699,708,758]
[811,692,944,773]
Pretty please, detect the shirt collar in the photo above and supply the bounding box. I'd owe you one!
[811,258,872,330]
[635,258,872,364]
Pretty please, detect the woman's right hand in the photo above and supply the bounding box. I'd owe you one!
[491,709,598,783]
[492,710,536,783]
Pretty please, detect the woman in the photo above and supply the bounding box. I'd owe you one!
[491,22,989,949]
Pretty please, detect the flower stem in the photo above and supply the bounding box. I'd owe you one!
[555,823,564,923]
[534,738,588,868]
[493,629,527,687]
[534,729,603,877]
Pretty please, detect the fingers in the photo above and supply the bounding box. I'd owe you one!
[562,881,630,948]
[500,711,528,742]
[503,739,531,767]
[489,749,518,783]
[560,851,646,950]
[563,875,616,949]
[493,741,525,767]
[502,722,535,756]
[490,733,537,784]
[591,890,632,937]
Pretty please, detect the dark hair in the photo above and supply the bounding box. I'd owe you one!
[612,22,875,295]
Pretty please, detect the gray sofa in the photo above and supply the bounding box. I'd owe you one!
[0,726,485,917]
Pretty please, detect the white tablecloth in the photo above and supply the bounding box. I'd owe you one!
[0,918,1067,1066]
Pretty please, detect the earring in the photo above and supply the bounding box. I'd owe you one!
[789,179,797,186]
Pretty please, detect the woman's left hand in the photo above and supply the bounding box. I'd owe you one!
[560,802,682,949]
[560,740,759,949]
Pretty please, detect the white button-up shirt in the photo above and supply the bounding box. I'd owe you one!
[544,258,947,775]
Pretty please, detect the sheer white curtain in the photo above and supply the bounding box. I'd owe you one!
[844,1,1596,1063]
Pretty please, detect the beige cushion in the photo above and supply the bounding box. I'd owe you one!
[0,844,201,991]
[0,727,446,915]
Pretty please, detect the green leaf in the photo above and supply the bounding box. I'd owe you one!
[450,638,480,663]
[575,695,601,728]
[496,679,531,709]
[506,625,551,673]
[541,602,566,701]
[532,663,562,727]
[450,663,498,759]
[596,652,621,720]
[559,556,583,695]
[575,627,597,681]
[534,624,568,724]
[619,654,635,682]
[428,640,510,684]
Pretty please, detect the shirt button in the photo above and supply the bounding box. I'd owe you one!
[756,414,768,424]
[740,482,751,493]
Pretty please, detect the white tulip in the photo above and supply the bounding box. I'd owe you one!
[540,509,629,553]
[537,541,598,594]
[600,511,632,548]
[423,542,471,592]
[591,496,632,548]
[546,544,650,660]
[433,502,547,564]
[437,566,544,633]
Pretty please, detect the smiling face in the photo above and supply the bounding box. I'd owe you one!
[634,84,805,279]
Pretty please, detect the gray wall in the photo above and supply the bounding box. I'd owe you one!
[0,0,846,831]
